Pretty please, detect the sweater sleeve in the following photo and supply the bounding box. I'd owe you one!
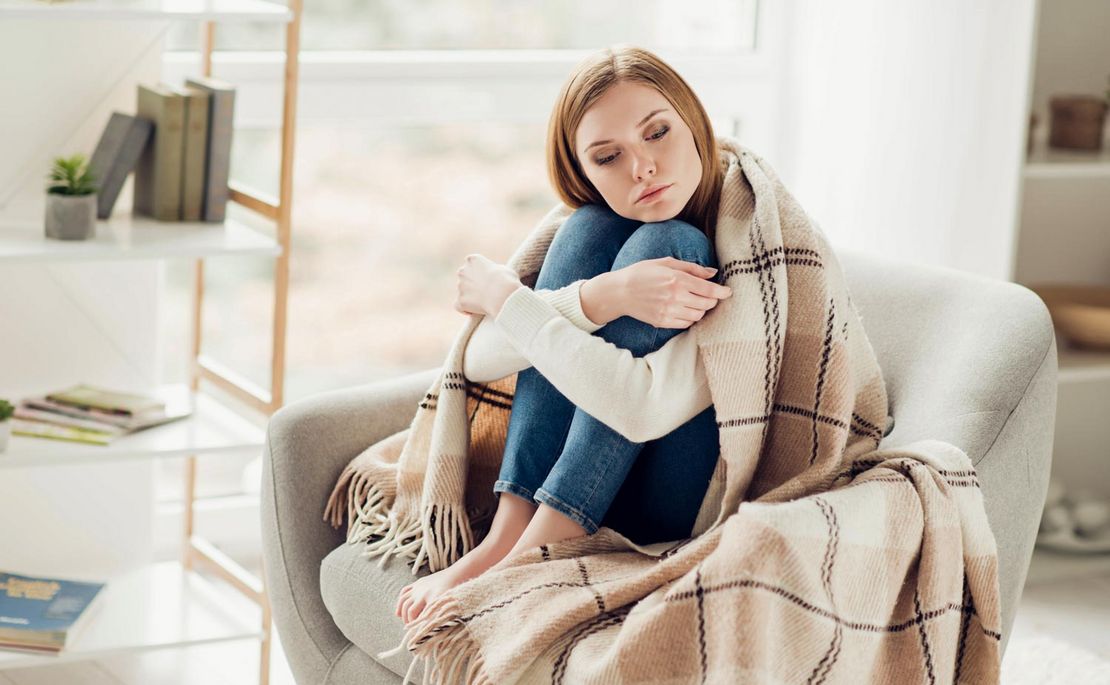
[491,283,712,443]
[462,279,602,383]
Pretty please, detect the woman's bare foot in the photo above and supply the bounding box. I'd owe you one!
[395,538,505,624]
[487,502,588,575]
[396,492,537,624]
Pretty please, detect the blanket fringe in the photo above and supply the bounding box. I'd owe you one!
[418,501,475,574]
[388,593,493,685]
[358,514,425,570]
[323,461,358,530]
[324,459,399,533]
[347,478,394,545]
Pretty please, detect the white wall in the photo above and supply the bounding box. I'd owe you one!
[0,21,165,580]
[774,0,1039,281]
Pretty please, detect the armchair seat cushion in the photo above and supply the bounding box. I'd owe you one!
[320,543,433,681]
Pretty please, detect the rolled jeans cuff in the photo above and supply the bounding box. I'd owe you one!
[533,487,600,535]
[493,480,536,503]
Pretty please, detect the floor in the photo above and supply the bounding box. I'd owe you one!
[1,548,1107,684]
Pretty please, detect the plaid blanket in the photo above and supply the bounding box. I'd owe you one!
[324,136,1002,684]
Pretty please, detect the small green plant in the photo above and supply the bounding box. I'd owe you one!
[46,153,97,196]
[0,399,14,422]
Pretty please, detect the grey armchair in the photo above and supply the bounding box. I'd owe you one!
[261,248,1058,684]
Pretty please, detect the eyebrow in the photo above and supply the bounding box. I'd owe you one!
[583,108,669,154]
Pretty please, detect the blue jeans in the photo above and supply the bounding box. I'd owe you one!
[492,203,721,545]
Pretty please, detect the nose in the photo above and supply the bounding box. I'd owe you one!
[631,147,655,181]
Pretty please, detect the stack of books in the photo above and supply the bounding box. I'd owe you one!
[10,384,193,446]
[89,76,236,223]
[0,569,105,654]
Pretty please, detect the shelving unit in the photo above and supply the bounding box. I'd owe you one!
[1011,0,1110,501]
[0,561,264,669]
[0,1,301,683]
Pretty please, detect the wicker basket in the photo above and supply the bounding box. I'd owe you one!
[1048,96,1108,151]
[1030,284,1110,350]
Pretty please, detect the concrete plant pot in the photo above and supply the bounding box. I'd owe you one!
[0,420,10,453]
[45,192,97,240]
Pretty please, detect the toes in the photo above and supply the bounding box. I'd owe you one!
[407,599,425,624]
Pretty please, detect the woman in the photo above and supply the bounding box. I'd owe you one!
[396,44,734,625]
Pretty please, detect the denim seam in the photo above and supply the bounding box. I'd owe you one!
[534,487,600,534]
[581,429,629,523]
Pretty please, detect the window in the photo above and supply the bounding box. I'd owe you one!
[165,0,758,52]
[155,3,765,518]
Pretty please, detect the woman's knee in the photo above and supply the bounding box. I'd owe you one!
[535,205,640,289]
[612,219,713,270]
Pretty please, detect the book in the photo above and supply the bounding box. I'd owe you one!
[184,76,236,222]
[174,85,211,222]
[0,570,105,653]
[21,384,195,433]
[20,390,195,432]
[46,384,165,417]
[9,419,116,446]
[133,83,186,221]
[11,406,126,436]
[87,112,154,220]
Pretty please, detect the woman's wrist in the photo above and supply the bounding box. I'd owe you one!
[486,277,523,319]
[580,271,625,326]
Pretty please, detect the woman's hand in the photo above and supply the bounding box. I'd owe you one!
[614,257,732,329]
[454,253,523,319]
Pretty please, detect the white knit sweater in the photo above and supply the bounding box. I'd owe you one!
[462,280,712,443]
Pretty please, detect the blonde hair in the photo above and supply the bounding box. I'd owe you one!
[546,44,725,252]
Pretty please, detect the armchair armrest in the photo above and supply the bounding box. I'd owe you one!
[260,366,440,684]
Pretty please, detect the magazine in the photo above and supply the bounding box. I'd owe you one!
[11,385,196,446]
[45,384,166,418]
[0,570,106,653]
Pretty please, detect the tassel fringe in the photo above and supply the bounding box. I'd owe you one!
[324,460,399,534]
[421,501,476,573]
[376,593,494,685]
[322,461,357,530]
[358,514,425,570]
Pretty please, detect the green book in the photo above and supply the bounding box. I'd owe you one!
[11,419,115,446]
[133,83,185,221]
[45,384,165,417]
[174,85,211,222]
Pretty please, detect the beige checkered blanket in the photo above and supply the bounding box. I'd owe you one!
[324,135,1002,684]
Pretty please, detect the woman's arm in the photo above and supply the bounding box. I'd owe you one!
[463,278,605,382]
[491,283,712,443]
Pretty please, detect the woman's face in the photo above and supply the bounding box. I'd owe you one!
[574,80,702,223]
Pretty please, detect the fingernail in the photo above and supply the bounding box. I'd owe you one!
[706,267,717,274]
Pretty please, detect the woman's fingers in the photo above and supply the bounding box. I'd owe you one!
[684,272,731,296]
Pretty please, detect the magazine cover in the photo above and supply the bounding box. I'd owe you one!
[0,570,106,652]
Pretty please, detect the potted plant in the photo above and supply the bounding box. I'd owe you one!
[0,399,13,453]
[45,153,99,240]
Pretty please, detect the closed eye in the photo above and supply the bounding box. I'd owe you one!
[596,125,670,166]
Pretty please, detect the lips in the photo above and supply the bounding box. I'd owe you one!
[637,184,672,203]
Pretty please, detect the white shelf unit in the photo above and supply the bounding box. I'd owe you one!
[0,1,301,684]
[0,561,264,669]
[0,384,266,469]
[0,211,281,263]
[1012,0,1110,500]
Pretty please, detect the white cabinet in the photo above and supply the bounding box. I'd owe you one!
[1013,0,1110,499]
[0,3,301,683]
